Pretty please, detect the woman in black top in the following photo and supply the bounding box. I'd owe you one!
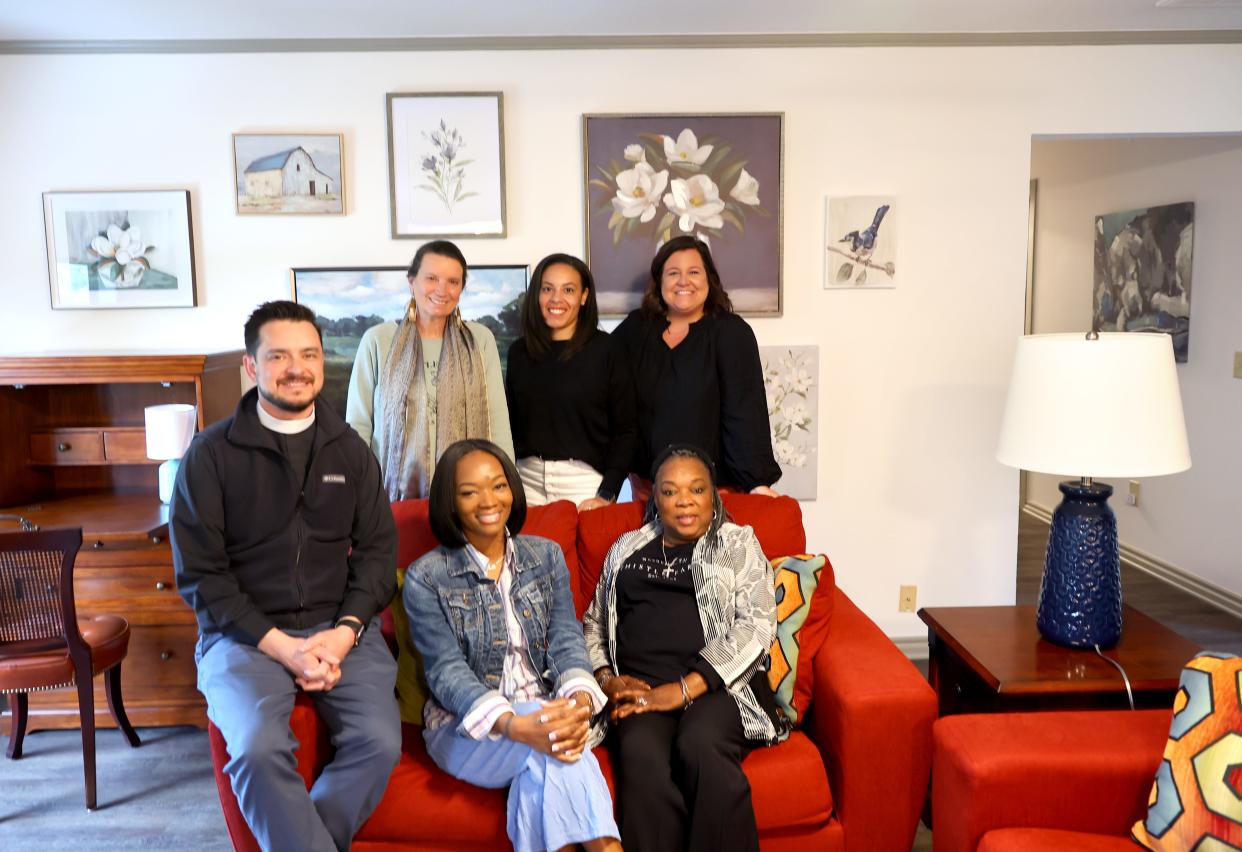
[611,235,780,498]
[506,253,637,510]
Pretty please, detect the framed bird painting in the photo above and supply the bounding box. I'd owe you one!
[824,195,898,289]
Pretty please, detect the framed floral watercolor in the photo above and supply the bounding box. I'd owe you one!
[583,113,783,316]
[760,345,819,500]
[43,189,197,310]
[233,133,344,215]
[291,264,527,414]
[386,92,506,238]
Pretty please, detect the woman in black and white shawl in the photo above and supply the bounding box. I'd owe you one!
[583,443,788,852]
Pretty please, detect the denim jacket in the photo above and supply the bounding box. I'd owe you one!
[403,534,594,725]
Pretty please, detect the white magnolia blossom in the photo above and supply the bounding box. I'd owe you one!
[663,128,714,166]
[612,162,669,223]
[623,144,646,163]
[780,398,811,428]
[663,174,725,232]
[89,224,149,288]
[728,168,761,206]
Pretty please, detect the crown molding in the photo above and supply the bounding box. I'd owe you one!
[3,30,1242,55]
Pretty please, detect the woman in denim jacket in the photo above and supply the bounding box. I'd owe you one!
[404,438,621,852]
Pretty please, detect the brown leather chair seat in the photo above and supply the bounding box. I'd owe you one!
[0,615,131,692]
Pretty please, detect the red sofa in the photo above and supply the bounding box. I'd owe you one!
[932,709,1172,851]
[209,494,936,851]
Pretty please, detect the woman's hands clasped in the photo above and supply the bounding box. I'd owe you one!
[504,695,592,763]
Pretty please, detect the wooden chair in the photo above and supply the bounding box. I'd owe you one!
[0,526,141,810]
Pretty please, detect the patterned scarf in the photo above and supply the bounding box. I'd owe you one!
[377,302,491,500]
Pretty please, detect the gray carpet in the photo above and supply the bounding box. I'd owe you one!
[1,725,229,850]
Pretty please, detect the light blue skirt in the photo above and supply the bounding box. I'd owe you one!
[424,701,619,852]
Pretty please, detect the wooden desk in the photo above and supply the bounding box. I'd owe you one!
[919,605,1200,715]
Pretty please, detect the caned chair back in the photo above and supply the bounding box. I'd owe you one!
[0,528,84,656]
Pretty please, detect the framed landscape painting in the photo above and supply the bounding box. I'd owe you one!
[387,92,506,238]
[233,133,344,215]
[291,264,528,414]
[43,189,196,309]
[583,112,783,316]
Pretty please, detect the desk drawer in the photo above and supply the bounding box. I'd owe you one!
[30,429,105,464]
[124,623,200,688]
[74,564,189,619]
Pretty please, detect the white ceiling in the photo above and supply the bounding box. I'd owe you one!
[4,0,1242,45]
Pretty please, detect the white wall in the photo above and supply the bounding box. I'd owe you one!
[3,45,1241,637]
[1029,135,1242,597]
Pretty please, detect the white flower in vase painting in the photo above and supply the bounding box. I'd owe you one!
[89,224,151,288]
[612,162,669,223]
[664,174,725,232]
[663,128,714,167]
[729,168,761,206]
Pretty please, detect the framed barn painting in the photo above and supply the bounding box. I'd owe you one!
[386,92,507,238]
[1093,201,1194,362]
[233,133,345,214]
[43,189,197,309]
[291,264,527,414]
[824,195,898,289]
[583,112,783,316]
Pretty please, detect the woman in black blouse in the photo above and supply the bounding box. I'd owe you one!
[506,253,637,510]
[611,236,780,498]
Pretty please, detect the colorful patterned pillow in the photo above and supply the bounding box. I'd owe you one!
[767,553,835,726]
[1131,652,1242,850]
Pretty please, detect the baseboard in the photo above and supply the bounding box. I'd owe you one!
[1022,502,1242,622]
[893,635,929,661]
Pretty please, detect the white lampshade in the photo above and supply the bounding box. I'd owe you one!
[145,404,197,461]
[996,332,1191,478]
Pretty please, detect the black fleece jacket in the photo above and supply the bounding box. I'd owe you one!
[171,389,397,649]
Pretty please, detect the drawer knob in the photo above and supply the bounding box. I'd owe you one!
[155,581,169,591]
[160,650,173,661]
[57,442,72,452]
[92,540,105,550]
[150,534,163,544]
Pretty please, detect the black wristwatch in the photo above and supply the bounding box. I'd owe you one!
[335,617,365,648]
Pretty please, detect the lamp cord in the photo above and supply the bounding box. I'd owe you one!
[1094,644,1135,711]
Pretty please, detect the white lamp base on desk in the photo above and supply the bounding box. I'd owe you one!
[158,458,180,505]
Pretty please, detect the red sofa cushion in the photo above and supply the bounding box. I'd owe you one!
[980,828,1140,851]
[575,494,809,616]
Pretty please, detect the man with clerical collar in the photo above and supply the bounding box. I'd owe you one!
[172,300,399,852]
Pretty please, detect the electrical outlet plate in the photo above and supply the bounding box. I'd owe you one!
[1126,479,1140,507]
[1234,351,1242,379]
[898,585,917,612]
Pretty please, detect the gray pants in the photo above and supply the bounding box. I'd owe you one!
[197,621,401,852]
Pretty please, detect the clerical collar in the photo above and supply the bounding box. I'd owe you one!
[256,399,316,434]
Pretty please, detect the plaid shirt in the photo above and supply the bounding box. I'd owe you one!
[583,521,786,743]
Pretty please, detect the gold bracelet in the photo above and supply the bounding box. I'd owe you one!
[679,676,693,709]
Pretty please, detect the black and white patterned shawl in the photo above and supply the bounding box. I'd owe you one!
[583,520,787,744]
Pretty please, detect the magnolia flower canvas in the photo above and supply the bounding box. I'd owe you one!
[760,345,819,500]
[387,92,506,238]
[584,113,783,316]
[43,190,197,309]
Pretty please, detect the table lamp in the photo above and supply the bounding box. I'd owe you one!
[996,332,1190,648]
[145,403,197,504]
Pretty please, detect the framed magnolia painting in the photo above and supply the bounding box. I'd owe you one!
[387,92,506,238]
[583,112,783,316]
[43,189,197,309]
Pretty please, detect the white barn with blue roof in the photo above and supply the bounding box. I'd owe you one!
[243,146,335,198]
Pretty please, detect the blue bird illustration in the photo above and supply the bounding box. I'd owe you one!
[839,204,891,256]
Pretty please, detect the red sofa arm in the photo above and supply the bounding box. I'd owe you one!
[806,588,937,852]
[932,709,1170,852]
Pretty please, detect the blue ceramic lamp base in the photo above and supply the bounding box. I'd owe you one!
[158,458,180,505]
[1036,480,1122,649]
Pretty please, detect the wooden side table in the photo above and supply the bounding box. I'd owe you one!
[919,605,1200,716]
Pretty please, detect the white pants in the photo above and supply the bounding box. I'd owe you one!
[516,457,603,506]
